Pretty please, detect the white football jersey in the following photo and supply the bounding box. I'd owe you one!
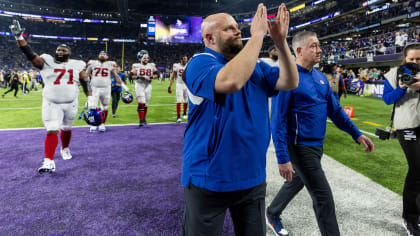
[40,54,86,104]
[89,60,116,88]
[132,62,155,85]
[173,63,186,85]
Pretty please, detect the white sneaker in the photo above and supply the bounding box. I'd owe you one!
[99,124,106,132]
[177,118,182,123]
[89,126,97,133]
[182,114,187,119]
[60,147,72,160]
[38,158,56,174]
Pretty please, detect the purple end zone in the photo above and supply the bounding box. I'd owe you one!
[0,124,234,235]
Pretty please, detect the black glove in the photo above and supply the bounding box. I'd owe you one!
[168,87,172,94]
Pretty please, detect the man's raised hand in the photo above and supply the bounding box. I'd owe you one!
[268,3,290,44]
[250,3,268,38]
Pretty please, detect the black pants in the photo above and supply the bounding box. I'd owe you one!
[4,84,19,97]
[267,144,340,236]
[111,90,121,115]
[182,181,266,236]
[396,127,420,223]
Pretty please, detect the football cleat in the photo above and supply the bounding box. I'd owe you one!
[182,114,187,119]
[112,114,116,118]
[89,126,97,133]
[139,120,146,127]
[99,124,106,132]
[38,158,56,174]
[177,117,182,123]
[60,147,72,160]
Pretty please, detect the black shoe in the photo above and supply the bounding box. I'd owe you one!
[403,220,420,236]
[139,120,146,127]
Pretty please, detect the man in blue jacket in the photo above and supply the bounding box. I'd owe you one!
[266,31,374,236]
[111,65,128,117]
[181,3,299,236]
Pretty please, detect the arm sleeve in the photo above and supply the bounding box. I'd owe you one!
[327,87,362,142]
[271,90,292,164]
[184,55,224,102]
[258,60,280,97]
[382,79,406,105]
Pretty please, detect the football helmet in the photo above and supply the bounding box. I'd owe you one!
[82,108,104,126]
[121,91,133,104]
[137,50,149,60]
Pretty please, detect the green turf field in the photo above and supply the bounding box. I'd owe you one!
[0,83,408,195]
[325,95,406,195]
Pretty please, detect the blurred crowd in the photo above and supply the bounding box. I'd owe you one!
[322,27,419,62]
[0,37,203,73]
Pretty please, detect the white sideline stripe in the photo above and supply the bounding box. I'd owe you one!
[326,119,377,138]
[0,122,181,132]
[0,103,177,110]
[0,95,176,102]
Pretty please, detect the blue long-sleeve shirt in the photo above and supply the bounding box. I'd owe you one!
[271,64,362,164]
[382,79,407,105]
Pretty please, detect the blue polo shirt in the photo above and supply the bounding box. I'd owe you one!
[182,47,279,192]
[271,65,362,164]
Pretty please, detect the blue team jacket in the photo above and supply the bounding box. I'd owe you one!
[271,64,362,164]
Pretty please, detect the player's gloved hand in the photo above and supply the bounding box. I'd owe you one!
[87,96,96,110]
[9,20,25,40]
[121,83,129,92]
[168,87,172,94]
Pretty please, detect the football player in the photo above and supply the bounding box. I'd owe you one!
[9,20,95,174]
[86,51,126,132]
[168,55,188,123]
[131,50,159,127]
